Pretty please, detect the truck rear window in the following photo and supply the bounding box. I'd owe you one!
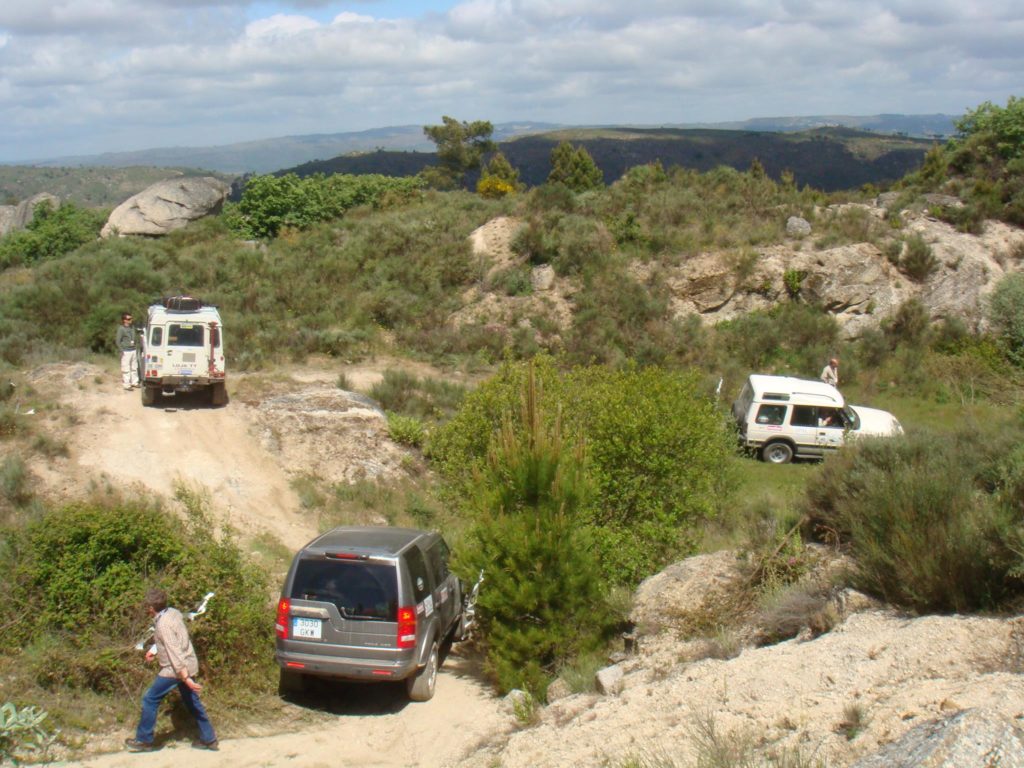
[290,559,398,621]
[168,323,204,347]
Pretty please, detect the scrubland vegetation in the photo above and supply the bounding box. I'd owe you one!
[1,97,1023,759]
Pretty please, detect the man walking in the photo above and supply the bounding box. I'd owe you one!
[820,357,840,388]
[125,589,218,752]
[117,312,139,391]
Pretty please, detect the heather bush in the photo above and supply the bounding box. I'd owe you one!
[988,271,1024,365]
[803,426,1024,612]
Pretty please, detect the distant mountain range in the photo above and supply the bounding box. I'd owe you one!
[20,114,955,175]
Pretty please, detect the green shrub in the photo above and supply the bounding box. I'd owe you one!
[988,271,1024,365]
[0,201,106,270]
[900,233,938,281]
[803,427,1024,612]
[0,454,33,508]
[387,413,426,448]
[225,172,424,239]
[0,494,273,695]
[453,367,611,696]
[432,357,734,585]
[0,701,54,765]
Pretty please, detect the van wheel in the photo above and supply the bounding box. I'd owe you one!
[141,386,157,407]
[406,640,438,702]
[762,441,794,464]
[278,669,307,698]
[210,382,227,407]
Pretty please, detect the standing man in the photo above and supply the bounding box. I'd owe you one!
[117,312,139,391]
[820,357,840,388]
[125,588,218,753]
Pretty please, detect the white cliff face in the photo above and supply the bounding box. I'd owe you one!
[100,176,229,238]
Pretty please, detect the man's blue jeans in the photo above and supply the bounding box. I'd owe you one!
[134,675,216,744]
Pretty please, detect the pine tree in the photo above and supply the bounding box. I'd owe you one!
[547,141,604,192]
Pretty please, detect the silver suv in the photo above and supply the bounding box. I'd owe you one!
[274,526,463,701]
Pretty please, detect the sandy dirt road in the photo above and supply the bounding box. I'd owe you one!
[70,654,506,768]
[30,363,507,767]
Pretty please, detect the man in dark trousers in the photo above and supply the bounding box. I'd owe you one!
[124,588,218,752]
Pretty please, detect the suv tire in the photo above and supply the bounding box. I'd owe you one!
[278,668,307,698]
[141,386,157,407]
[762,441,794,464]
[406,640,438,702]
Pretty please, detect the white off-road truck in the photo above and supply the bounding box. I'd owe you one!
[139,296,227,406]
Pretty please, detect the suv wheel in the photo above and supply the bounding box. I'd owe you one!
[761,441,794,464]
[406,640,438,702]
[141,386,157,407]
[278,668,307,698]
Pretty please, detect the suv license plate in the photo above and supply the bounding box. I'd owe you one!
[292,617,322,639]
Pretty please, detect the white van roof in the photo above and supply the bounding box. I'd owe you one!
[147,304,222,323]
[747,374,843,406]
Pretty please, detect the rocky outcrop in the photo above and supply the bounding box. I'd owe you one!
[100,177,229,238]
[461,201,1024,341]
[0,193,60,237]
[850,708,1024,768]
[252,388,409,489]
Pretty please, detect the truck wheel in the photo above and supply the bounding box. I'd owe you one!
[141,387,157,407]
[406,640,438,702]
[761,441,794,464]
[210,382,227,407]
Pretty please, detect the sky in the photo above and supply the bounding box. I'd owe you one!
[1,0,1022,162]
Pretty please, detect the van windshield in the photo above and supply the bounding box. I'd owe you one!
[842,406,861,431]
[290,559,398,621]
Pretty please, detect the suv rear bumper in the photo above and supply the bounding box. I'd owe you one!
[276,647,418,682]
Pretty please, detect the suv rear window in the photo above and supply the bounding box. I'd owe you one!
[168,323,204,347]
[290,559,398,621]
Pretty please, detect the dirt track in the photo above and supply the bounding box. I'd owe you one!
[31,362,507,767]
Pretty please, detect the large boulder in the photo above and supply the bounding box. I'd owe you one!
[850,707,1024,768]
[0,192,61,237]
[100,177,229,238]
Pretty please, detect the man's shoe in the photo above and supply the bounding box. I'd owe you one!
[124,738,155,752]
[192,739,219,751]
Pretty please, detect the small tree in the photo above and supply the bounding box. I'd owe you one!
[422,116,496,189]
[477,151,523,198]
[547,141,604,193]
[455,365,610,697]
[988,271,1024,365]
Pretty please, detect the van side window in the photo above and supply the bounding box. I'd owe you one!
[149,327,163,347]
[403,547,431,603]
[425,540,450,586]
[818,407,843,428]
[755,404,787,425]
[791,405,819,427]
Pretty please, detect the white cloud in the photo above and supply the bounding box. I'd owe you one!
[1,0,1021,161]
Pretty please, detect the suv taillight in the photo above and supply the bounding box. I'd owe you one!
[275,597,290,639]
[397,606,416,649]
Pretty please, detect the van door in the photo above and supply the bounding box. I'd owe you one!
[425,538,459,636]
[165,322,210,379]
[788,405,823,454]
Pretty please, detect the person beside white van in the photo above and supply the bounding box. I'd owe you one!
[820,357,840,388]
